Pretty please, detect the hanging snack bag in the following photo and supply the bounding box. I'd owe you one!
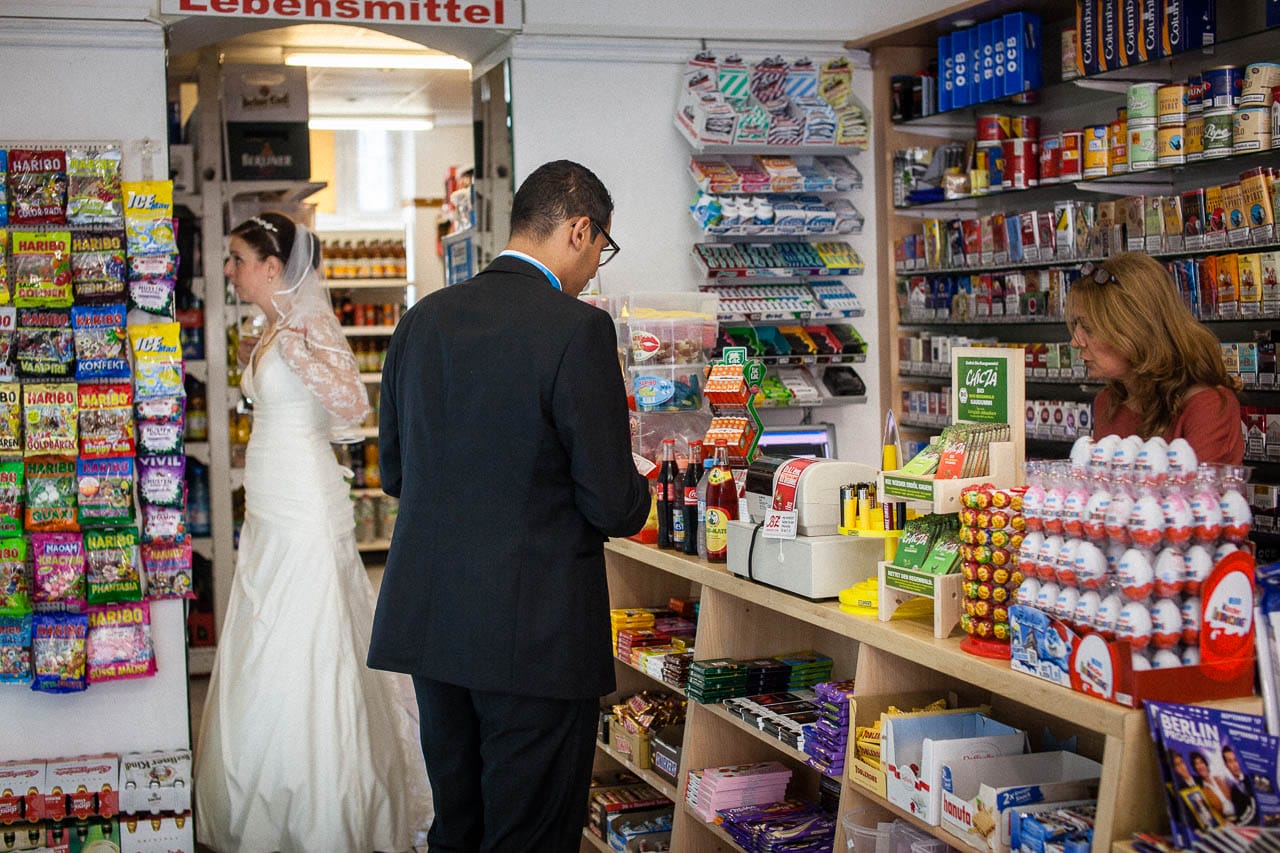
[0,229,8,305]
[129,322,182,399]
[0,459,23,536]
[77,456,134,528]
[66,148,124,227]
[122,181,175,256]
[26,455,78,531]
[11,230,73,307]
[137,414,183,457]
[84,527,141,605]
[73,304,129,382]
[31,531,86,611]
[9,149,68,225]
[142,501,186,542]
[77,383,133,458]
[0,306,17,381]
[137,455,185,508]
[86,600,155,682]
[128,253,178,320]
[135,394,184,425]
[16,307,75,380]
[0,613,31,684]
[71,230,127,303]
[23,383,77,457]
[0,150,8,225]
[31,610,88,693]
[0,383,19,454]
[0,538,29,616]
[143,537,193,599]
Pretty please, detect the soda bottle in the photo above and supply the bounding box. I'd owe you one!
[696,455,714,560]
[682,440,703,556]
[705,441,737,563]
[671,457,688,550]
[656,438,678,549]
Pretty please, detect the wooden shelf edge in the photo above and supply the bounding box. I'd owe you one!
[699,701,833,781]
[597,741,679,803]
[581,826,611,852]
[616,655,687,698]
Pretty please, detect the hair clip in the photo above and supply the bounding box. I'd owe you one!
[249,216,279,233]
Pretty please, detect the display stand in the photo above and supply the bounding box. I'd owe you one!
[877,561,964,639]
[702,346,765,466]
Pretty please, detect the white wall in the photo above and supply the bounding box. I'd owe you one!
[507,36,885,468]
[407,123,474,294]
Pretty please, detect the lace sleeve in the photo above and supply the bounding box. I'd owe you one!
[275,311,372,435]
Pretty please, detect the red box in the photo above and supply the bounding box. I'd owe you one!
[46,755,119,820]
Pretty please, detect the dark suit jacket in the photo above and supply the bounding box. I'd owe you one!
[368,255,650,699]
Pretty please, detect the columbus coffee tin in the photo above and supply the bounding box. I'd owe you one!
[1204,65,1244,110]
[1060,130,1084,180]
[1001,137,1037,189]
[1128,125,1157,170]
[1202,110,1235,158]
[1127,82,1161,125]
[1157,125,1186,166]
[1038,135,1062,183]
[1234,107,1272,152]
[1157,83,1188,126]
[977,114,1011,141]
[1083,125,1110,178]
[1241,63,1280,106]
[1012,115,1040,140]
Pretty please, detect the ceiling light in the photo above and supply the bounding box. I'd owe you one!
[285,51,470,71]
[309,116,436,131]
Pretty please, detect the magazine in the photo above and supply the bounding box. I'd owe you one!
[1145,701,1280,847]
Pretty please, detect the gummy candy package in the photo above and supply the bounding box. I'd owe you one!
[0,613,31,684]
[77,383,133,458]
[66,148,123,227]
[0,150,8,225]
[26,455,78,531]
[71,230,127,303]
[85,527,141,605]
[86,600,155,682]
[23,382,77,456]
[0,459,23,536]
[0,538,29,616]
[0,383,19,455]
[72,304,129,381]
[0,306,17,381]
[76,456,134,527]
[0,229,9,305]
[16,307,75,381]
[9,149,68,225]
[31,531,86,611]
[122,181,175,256]
[143,537,194,600]
[31,610,88,693]
[11,230,73,307]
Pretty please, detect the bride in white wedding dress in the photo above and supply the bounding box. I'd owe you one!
[195,212,431,852]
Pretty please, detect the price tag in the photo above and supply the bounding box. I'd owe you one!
[633,452,657,477]
[762,508,797,540]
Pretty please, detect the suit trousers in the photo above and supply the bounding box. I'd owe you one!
[411,675,599,853]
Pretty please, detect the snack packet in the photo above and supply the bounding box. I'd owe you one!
[23,383,77,456]
[137,455,185,508]
[71,230,127,303]
[122,181,175,256]
[31,610,88,693]
[0,151,8,225]
[0,383,19,454]
[72,304,129,381]
[86,600,156,682]
[142,537,194,600]
[11,230,73,307]
[31,531,86,611]
[84,527,141,605]
[77,383,133,458]
[76,456,134,527]
[0,613,31,684]
[128,253,177,319]
[0,538,30,616]
[0,306,17,380]
[9,149,68,225]
[0,459,23,536]
[16,307,75,380]
[141,502,186,542]
[0,228,8,305]
[129,323,182,399]
[66,148,124,227]
[26,455,78,531]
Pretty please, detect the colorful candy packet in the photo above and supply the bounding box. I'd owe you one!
[137,455,185,508]
[9,149,68,225]
[16,307,75,380]
[0,460,23,536]
[71,230,127,303]
[141,502,186,542]
[0,383,19,454]
[77,383,133,457]
[26,455,78,532]
[85,527,141,605]
[66,148,124,227]
[76,456,134,527]
[0,306,17,380]
[86,600,155,683]
[0,151,8,225]
[72,304,129,380]
[122,181,175,256]
[31,531,85,611]
[128,253,177,319]
[0,229,8,305]
[0,613,31,684]
[11,230,73,307]
[0,537,29,616]
[142,537,194,600]
[31,610,88,693]
[23,382,77,456]
[129,323,183,399]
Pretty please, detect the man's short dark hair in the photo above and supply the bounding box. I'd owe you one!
[510,160,612,242]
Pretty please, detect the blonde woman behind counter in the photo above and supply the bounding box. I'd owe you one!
[1066,252,1244,465]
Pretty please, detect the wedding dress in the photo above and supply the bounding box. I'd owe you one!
[195,242,430,851]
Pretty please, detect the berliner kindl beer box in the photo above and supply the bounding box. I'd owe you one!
[222,64,310,181]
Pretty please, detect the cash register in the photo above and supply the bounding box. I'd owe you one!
[727,455,883,599]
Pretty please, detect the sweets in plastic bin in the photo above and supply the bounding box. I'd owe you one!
[959,484,1026,649]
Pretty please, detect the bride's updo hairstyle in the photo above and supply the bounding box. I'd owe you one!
[231,211,299,267]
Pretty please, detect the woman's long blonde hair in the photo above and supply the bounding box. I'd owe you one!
[1065,252,1232,437]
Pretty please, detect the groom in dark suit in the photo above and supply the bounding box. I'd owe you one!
[370,160,650,851]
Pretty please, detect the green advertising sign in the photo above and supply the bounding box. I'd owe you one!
[882,475,935,502]
[955,355,1008,423]
[884,566,936,597]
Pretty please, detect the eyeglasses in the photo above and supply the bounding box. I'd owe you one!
[590,219,620,267]
[1078,261,1119,285]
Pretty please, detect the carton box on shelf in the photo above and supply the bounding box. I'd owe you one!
[119,750,192,816]
[846,691,966,798]
[0,760,44,824]
[609,717,653,770]
[47,755,120,820]
[119,814,196,853]
[939,751,1101,853]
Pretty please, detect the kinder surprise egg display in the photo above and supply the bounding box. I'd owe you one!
[1018,531,1044,575]
[1042,478,1067,535]
[1166,438,1198,482]
[1090,434,1121,475]
[1073,541,1109,590]
[1190,475,1224,543]
[1038,535,1064,581]
[1160,488,1193,547]
[1151,648,1183,668]
[1111,435,1143,474]
[1181,646,1201,666]
[1105,490,1136,544]
[1153,547,1186,597]
[1074,589,1102,628]
[1116,600,1154,649]
[1183,545,1214,596]
[1132,652,1152,671]
[1054,585,1081,622]
[1117,547,1155,600]
[1214,542,1239,563]
[1069,436,1093,472]
[1082,487,1112,541]
[1221,484,1253,543]
[1016,577,1041,606]
[1036,581,1062,614]
[1061,483,1090,538]
[1055,538,1081,584]
[1150,597,1183,649]
[1128,491,1166,549]
[1135,437,1170,485]
[1181,596,1201,645]
[1096,593,1124,638]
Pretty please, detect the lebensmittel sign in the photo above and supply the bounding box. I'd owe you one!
[160,0,519,27]
[955,355,1008,423]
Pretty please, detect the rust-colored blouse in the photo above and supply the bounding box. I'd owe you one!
[1092,385,1244,464]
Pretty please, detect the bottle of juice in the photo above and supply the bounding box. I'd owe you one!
[705,441,737,563]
